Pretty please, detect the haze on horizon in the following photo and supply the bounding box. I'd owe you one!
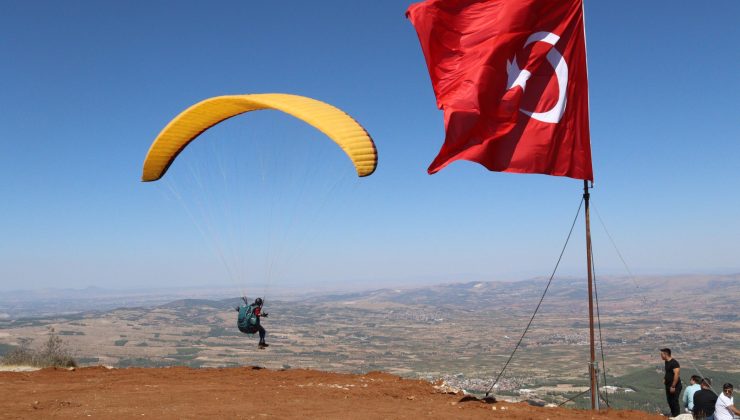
[1,1,739,294]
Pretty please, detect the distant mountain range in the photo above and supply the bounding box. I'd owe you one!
[312,273,740,310]
[3,273,737,320]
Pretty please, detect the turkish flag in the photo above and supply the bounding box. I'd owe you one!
[407,0,593,181]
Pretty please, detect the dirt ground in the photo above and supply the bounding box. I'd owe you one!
[0,366,663,419]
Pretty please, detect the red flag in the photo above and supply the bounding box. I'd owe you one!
[407,0,593,180]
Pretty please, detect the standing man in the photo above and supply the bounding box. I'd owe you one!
[693,378,718,420]
[661,347,682,417]
[715,383,740,420]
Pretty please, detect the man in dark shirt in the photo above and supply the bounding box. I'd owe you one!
[251,298,269,348]
[693,378,718,419]
[661,347,682,417]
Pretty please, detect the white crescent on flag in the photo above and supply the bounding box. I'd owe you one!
[506,31,568,124]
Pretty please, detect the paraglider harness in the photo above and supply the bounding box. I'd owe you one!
[236,297,261,334]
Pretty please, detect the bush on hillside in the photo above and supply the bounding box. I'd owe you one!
[0,328,77,368]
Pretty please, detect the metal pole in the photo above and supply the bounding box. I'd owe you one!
[584,180,598,410]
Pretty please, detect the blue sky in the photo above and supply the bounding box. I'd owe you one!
[1,1,739,293]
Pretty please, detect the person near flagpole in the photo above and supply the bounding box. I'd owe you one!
[715,383,740,420]
[683,375,702,413]
[693,378,718,420]
[660,348,683,417]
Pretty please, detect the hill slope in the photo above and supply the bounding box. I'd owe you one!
[0,366,662,419]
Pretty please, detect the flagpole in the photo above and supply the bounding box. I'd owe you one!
[583,180,598,410]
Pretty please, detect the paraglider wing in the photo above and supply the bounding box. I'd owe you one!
[142,93,377,181]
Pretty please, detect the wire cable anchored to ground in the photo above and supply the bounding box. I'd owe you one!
[592,205,713,391]
[485,197,584,397]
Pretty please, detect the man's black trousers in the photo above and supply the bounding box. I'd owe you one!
[665,382,682,417]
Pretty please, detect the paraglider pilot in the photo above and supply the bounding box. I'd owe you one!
[252,298,269,348]
[235,297,269,348]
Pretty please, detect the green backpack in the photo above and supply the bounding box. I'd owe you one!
[237,304,259,334]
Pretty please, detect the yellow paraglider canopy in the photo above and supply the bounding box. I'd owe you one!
[142,93,377,181]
